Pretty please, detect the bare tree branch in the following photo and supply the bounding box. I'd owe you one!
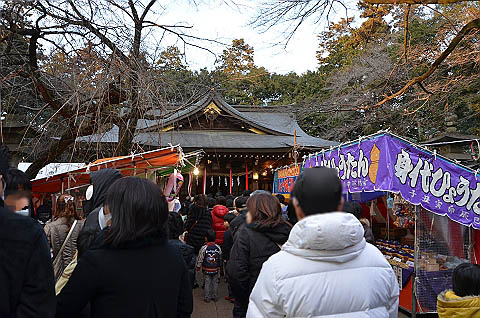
[362,17,480,110]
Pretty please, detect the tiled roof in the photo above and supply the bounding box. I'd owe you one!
[77,92,338,150]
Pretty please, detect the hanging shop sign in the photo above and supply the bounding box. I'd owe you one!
[273,165,301,195]
[303,133,480,229]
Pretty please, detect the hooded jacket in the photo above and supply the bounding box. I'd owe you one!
[437,290,480,318]
[211,205,229,245]
[247,212,399,318]
[228,221,291,302]
[83,169,122,232]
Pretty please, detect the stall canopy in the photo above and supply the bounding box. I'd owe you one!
[31,146,197,194]
[303,131,480,229]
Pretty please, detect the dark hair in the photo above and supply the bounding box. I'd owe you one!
[247,193,288,228]
[215,191,223,198]
[0,143,11,178]
[5,168,32,198]
[168,212,184,239]
[343,201,363,219]
[243,190,252,197]
[452,263,480,297]
[287,201,298,225]
[291,167,342,216]
[104,177,168,247]
[224,213,236,224]
[235,196,247,209]
[194,194,207,208]
[216,196,226,206]
[276,194,285,204]
[226,199,234,208]
[77,229,97,258]
[251,190,271,197]
[226,194,234,201]
[207,197,216,209]
[206,229,216,242]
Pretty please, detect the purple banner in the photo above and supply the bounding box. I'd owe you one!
[303,133,480,229]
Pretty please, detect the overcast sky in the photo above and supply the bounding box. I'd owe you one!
[155,1,356,75]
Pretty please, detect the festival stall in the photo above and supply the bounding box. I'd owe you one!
[272,164,301,200]
[302,131,479,316]
[30,146,203,215]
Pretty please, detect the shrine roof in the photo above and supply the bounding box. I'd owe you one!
[77,92,338,150]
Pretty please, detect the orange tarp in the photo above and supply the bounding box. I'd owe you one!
[31,147,181,194]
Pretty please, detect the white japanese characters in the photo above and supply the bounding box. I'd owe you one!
[394,149,480,216]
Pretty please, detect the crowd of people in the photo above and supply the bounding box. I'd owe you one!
[1,141,480,317]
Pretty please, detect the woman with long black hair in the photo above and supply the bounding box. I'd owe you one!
[56,177,193,318]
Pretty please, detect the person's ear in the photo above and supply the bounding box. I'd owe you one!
[293,197,305,220]
[338,197,344,212]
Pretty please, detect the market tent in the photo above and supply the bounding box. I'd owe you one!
[303,131,480,230]
[302,130,480,314]
[31,146,184,194]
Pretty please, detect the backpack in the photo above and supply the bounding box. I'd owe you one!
[202,244,221,275]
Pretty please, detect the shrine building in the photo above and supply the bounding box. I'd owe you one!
[78,92,337,195]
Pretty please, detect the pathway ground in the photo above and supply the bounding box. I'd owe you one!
[191,274,411,318]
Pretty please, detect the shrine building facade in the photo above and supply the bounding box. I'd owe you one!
[79,92,337,196]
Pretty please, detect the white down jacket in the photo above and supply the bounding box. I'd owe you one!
[247,212,399,318]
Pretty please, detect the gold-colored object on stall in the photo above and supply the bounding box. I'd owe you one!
[369,144,381,183]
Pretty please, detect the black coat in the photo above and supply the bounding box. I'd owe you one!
[227,222,291,302]
[222,229,233,261]
[0,205,56,318]
[184,206,212,254]
[169,239,195,285]
[56,234,193,318]
[83,206,101,233]
[230,208,247,238]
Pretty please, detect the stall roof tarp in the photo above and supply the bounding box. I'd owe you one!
[19,162,85,179]
[31,146,182,194]
[303,132,480,229]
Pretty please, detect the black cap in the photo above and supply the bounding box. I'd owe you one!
[291,167,342,216]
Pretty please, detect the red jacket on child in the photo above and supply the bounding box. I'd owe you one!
[211,205,229,245]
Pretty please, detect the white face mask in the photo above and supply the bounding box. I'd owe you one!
[86,185,94,201]
[98,207,112,230]
[16,209,29,217]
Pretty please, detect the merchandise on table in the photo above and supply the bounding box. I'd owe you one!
[392,195,415,229]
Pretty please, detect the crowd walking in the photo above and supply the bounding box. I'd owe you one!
[3,142,480,318]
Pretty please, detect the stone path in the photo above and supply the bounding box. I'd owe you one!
[192,274,233,318]
[191,273,412,317]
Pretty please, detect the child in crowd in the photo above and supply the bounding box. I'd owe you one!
[196,229,222,303]
[275,194,289,221]
[437,263,480,317]
[223,213,236,303]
